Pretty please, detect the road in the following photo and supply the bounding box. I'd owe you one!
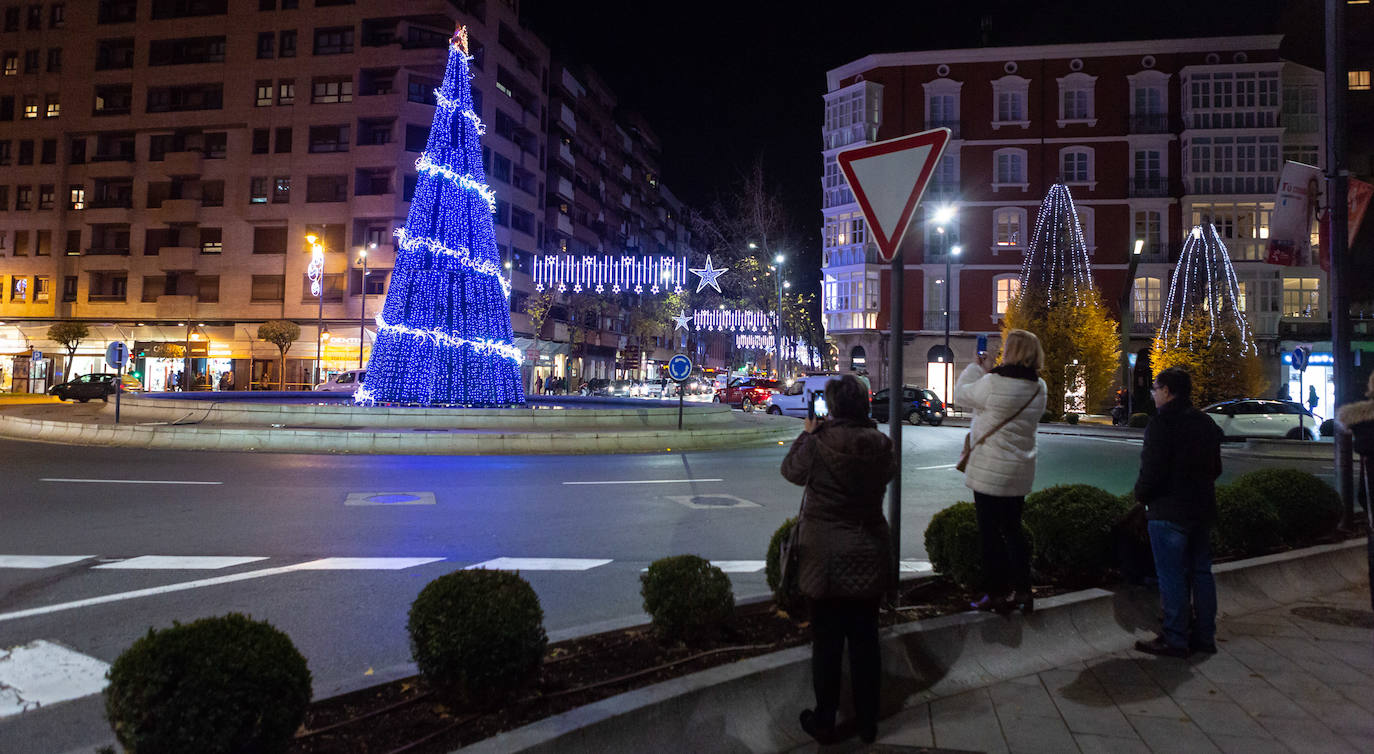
[0,425,1323,752]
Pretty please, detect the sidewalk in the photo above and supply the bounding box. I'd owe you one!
[800,586,1373,753]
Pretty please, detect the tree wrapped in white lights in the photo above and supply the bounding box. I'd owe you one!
[1003,184,1119,416]
[1151,222,1266,405]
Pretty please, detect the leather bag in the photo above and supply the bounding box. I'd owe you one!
[957,386,1041,473]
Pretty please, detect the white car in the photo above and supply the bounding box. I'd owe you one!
[1202,399,1319,441]
[765,374,845,417]
[314,368,367,393]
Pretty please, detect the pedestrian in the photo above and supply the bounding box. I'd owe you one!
[781,374,894,745]
[534,375,543,395]
[1336,372,1374,518]
[1277,384,1292,402]
[954,328,1047,615]
[1133,367,1223,657]
[219,370,235,391]
[1308,385,1320,415]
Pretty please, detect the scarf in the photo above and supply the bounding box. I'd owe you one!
[991,363,1039,381]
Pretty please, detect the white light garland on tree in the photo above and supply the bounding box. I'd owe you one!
[1017,183,1096,306]
[1157,222,1257,353]
[413,153,498,213]
[393,228,510,297]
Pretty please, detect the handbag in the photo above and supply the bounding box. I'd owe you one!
[777,492,805,599]
[957,386,1042,473]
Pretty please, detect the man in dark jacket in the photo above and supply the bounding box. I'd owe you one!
[1134,367,1223,657]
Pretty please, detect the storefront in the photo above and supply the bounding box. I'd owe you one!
[1281,345,1337,421]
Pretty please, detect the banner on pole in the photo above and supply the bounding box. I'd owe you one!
[1266,161,1323,267]
[1349,177,1373,244]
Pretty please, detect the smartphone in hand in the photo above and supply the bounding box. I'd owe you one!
[810,392,829,420]
[976,333,989,356]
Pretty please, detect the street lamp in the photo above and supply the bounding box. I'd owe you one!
[1119,238,1146,418]
[357,242,375,369]
[934,204,959,404]
[307,233,325,386]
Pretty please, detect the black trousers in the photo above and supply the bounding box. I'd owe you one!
[809,597,881,729]
[974,492,1032,594]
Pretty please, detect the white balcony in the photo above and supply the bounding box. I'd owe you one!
[559,103,576,133]
[555,177,574,201]
[557,141,574,166]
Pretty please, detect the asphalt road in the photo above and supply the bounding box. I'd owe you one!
[0,425,1325,752]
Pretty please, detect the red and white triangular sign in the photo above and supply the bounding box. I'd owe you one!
[836,127,951,262]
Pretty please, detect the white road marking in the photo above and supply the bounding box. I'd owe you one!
[561,479,724,485]
[0,640,110,719]
[912,464,958,470]
[39,478,223,485]
[94,556,269,570]
[0,558,445,623]
[465,557,612,571]
[709,560,766,573]
[900,559,934,573]
[0,556,93,569]
[290,557,446,570]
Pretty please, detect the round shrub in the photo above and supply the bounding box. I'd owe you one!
[1211,483,1283,558]
[641,555,734,641]
[1040,410,1055,424]
[104,613,311,754]
[1230,468,1342,546]
[764,517,804,613]
[923,502,985,588]
[1128,412,1151,428]
[1320,419,1335,437]
[408,569,547,703]
[1024,485,1130,583]
[1065,413,1080,425]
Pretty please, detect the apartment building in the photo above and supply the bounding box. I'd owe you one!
[821,35,1327,408]
[0,0,694,395]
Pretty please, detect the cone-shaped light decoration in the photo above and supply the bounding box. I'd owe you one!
[1156,222,1257,354]
[1017,183,1097,307]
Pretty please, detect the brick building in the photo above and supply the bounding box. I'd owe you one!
[821,35,1328,411]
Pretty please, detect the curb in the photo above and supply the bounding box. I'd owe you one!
[460,539,1368,753]
[0,413,797,455]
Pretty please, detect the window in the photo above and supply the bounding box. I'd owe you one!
[255,80,273,107]
[35,230,50,256]
[0,186,7,208]
[22,96,37,118]
[196,275,219,302]
[38,185,53,210]
[994,275,1021,316]
[15,185,32,210]
[96,38,135,70]
[1283,277,1320,317]
[493,199,510,227]
[50,3,64,28]
[25,4,39,29]
[1075,206,1094,250]
[251,275,285,302]
[407,75,438,105]
[274,127,292,153]
[301,273,344,302]
[34,275,50,301]
[994,207,1026,248]
[40,138,55,164]
[402,174,416,201]
[313,26,354,55]
[2,53,15,76]
[279,29,297,58]
[199,227,222,254]
[1057,72,1097,125]
[1349,70,1371,91]
[0,140,7,165]
[147,84,222,113]
[305,175,348,203]
[1187,135,1281,194]
[45,94,59,118]
[1060,147,1093,185]
[272,177,290,203]
[257,32,274,59]
[354,168,390,195]
[993,148,1027,188]
[1134,210,1162,254]
[69,185,85,210]
[311,78,352,104]
[10,276,27,302]
[253,227,287,254]
[62,275,77,301]
[358,118,393,145]
[490,153,512,183]
[18,139,32,164]
[2,7,14,31]
[140,275,165,302]
[0,95,10,120]
[1190,202,1273,261]
[992,75,1030,127]
[13,230,27,254]
[47,47,61,73]
[150,0,228,19]
[87,272,128,301]
[822,82,881,149]
[1132,277,1162,322]
[201,180,224,206]
[1132,149,1164,195]
[249,176,268,203]
[23,48,38,74]
[404,124,427,151]
[923,78,962,135]
[278,79,295,105]
[1186,71,1280,129]
[252,129,270,154]
[511,207,534,235]
[148,36,226,65]
[308,125,349,153]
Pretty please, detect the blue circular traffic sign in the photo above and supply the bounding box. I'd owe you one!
[667,354,693,382]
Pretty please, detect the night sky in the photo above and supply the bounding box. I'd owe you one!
[523,0,1299,292]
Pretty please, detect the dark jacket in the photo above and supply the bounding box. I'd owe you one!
[1337,399,1374,458]
[1134,398,1223,526]
[781,418,895,600]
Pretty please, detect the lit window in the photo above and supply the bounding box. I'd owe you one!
[69,186,85,210]
[45,95,59,118]
[1348,70,1371,91]
[1282,277,1320,317]
[1132,277,1162,321]
[255,81,272,107]
[995,276,1021,315]
[994,208,1025,247]
[22,95,37,118]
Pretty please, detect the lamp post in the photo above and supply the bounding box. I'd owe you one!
[934,205,958,404]
[357,243,375,369]
[1119,238,1145,419]
[307,233,325,385]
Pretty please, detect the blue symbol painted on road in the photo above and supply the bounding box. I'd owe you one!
[668,354,693,382]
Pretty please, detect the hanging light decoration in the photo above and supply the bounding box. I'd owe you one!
[1157,222,1257,353]
[1017,183,1096,306]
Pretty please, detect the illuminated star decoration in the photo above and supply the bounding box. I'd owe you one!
[689,255,729,293]
[672,310,693,331]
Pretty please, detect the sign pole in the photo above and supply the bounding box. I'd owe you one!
[115,362,122,424]
[888,251,903,598]
[678,386,684,431]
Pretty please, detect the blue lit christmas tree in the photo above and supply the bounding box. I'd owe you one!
[358,27,524,406]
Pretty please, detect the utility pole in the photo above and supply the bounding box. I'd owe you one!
[888,246,903,597]
[1119,239,1145,418]
[1326,0,1356,527]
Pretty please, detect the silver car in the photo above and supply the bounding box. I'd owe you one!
[314,368,366,393]
[1202,399,1319,441]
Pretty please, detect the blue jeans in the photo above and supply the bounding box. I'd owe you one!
[1147,520,1217,649]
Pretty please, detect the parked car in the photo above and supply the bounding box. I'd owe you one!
[314,369,366,392]
[48,373,131,402]
[872,386,946,425]
[714,378,781,411]
[580,378,611,396]
[1202,399,1319,441]
[764,374,845,417]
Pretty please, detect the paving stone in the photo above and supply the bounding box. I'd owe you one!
[1318,640,1374,670]
[1206,733,1291,754]
[1073,733,1151,754]
[1105,684,1188,719]
[1180,697,1270,738]
[1292,697,1374,740]
[1213,681,1313,720]
[997,712,1077,754]
[987,678,1060,719]
[1254,667,1345,703]
[930,689,1008,754]
[1225,620,1310,638]
[1047,692,1139,739]
[1258,716,1366,754]
[1300,657,1374,687]
[1331,683,1374,715]
[1193,656,1263,685]
[1139,662,1225,701]
[1255,635,1338,664]
[1087,657,1156,688]
[1126,714,1222,754]
[874,703,934,748]
[1225,649,1305,673]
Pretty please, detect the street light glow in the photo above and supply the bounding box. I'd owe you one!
[774,253,784,264]
[1133,239,1145,255]
[951,245,962,257]
[933,205,956,225]
[748,242,758,249]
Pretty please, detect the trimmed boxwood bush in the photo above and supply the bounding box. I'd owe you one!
[1212,483,1283,558]
[765,517,804,613]
[1230,468,1341,546]
[1039,410,1055,424]
[1023,484,1130,583]
[1128,412,1150,428]
[924,502,986,588]
[641,554,734,641]
[408,569,547,703]
[104,613,311,754]
[1065,413,1080,425]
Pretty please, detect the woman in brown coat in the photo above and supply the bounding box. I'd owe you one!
[781,374,895,744]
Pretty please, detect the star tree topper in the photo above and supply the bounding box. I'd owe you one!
[689,255,728,293]
[672,309,693,331]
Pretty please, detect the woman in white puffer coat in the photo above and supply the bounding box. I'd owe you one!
[953,329,1047,615]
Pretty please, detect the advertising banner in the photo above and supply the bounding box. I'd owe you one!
[1267,161,1323,266]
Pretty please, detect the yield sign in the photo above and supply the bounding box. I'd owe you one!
[836,127,951,262]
